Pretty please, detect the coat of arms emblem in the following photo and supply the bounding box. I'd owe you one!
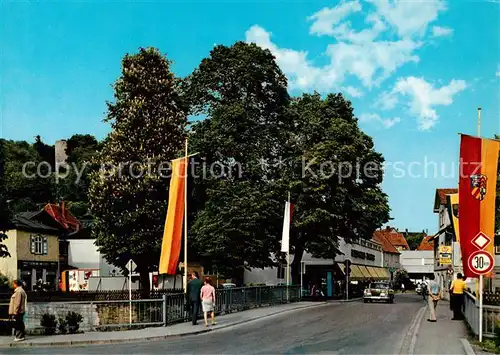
[470,174,487,201]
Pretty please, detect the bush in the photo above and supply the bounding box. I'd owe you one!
[40,313,57,335]
[58,317,67,334]
[66,311,83,334]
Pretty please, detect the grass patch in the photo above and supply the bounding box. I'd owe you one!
[471,339,500,354]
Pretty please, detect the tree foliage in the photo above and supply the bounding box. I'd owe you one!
[56,134,101,218]
[0,140,11,258]
[186,42,290,277]
[89,47,187,291]
[280,93,390,282]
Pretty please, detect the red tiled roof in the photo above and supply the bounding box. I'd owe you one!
[417,235,434,251]
[43,202,81,232]
[383,228,410,250]
[372,230,400,254]
[436,188,458,205]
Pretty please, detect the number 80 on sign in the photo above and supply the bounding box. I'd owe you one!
[468,250,495,275]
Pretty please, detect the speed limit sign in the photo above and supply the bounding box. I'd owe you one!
[468,250,495,275]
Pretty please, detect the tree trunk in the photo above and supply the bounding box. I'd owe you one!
[291,242,305,286]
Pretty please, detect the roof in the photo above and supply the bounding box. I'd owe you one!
[382,228,410,250]
[43,203,82,232]
[417,235,434,251]
[372,230,400,254]
[434,188,458,212]
[12,213,61,234]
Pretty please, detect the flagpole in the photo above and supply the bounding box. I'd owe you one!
[286,192,291,302]
[477,107,484,342]
[183,138,188,293]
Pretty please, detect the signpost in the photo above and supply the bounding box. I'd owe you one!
[344,259,351,301]
[126,259,137,325]
[467,232,495,342]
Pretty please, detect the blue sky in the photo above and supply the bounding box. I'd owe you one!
[1,0,499,233]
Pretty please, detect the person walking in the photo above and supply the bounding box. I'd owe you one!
[9,279,27,342]
[201,277,216,327]
[187,271,202,325]
[450,273,466,320]
[426,274,441,322]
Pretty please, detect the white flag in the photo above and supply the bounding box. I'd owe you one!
[281,201,293,253]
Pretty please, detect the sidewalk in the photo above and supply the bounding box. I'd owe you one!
[413,300,473,355]
[0,301,325,348]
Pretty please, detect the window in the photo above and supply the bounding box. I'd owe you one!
[30,235,48,255]
[495,245,500,255]
[277,264,285,279]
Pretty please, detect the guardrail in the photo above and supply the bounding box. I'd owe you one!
[464,291,500,338]
[0,285,301,334]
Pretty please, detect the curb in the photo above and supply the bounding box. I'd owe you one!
[339,297,363,303]
[460,338,476,355]
[4,302,328,348]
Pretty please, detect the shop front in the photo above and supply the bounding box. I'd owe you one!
[18,260,58,291]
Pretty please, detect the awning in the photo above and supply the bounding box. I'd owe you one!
[372,267,385,279]
[359,266,373,279]
[366,266,381,280]
[378,267,391,279]
[349,265,365,280]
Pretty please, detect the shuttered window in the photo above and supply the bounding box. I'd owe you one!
[30,235,48,255]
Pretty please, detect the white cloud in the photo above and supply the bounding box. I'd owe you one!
[359,113,401,128]
[246,25,421,90]
[327,39,421,87]
[369,0,447,38]
[386,76,467,130]
[308,1,362,36]
[343,86,364,98]
[245,25,336,91]
[376,90,399,110]
[432,26,453,37]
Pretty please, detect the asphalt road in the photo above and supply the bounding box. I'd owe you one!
[6,294,425,354]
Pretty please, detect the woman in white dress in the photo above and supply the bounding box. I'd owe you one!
[200,277,216,327]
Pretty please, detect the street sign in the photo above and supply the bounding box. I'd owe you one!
[468,250,494,275]
[471,232,491,250]
[126,259,137,273]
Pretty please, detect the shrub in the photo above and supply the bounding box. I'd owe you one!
[58,317,68,334]
[40,313,57,335]
[66,311,83,334]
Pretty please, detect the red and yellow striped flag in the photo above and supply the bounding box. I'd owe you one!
[159,157,186,275]
[459,135,500,278]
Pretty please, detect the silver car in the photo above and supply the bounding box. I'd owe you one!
[363,282,395,303]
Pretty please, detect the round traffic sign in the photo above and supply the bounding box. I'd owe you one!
[468,250,495,275]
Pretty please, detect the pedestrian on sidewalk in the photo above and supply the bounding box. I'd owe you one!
[9,279,27,342]
[426,274,441,322]
[187,271,202,325]
[450,273,466,320]
[201,277,216,327]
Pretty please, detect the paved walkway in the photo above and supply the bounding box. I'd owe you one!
[414,299,472,355]
[0,302,324,348]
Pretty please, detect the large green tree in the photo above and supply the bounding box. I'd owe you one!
[281,93,391,283]
[89,48,187,291]
[185,42,290,277]
[56,134,101,218]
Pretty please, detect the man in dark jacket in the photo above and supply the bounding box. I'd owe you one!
[187,272,202,325]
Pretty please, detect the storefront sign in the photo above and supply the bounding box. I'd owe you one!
[351,249,376,261]
[439,245,452,265]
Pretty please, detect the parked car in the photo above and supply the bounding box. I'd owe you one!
[415,283,423,295]
[363,281,394,303]
[221,283,236,289]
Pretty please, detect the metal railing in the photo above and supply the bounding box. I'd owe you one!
[0,285,300,334]
[464,291,500,338]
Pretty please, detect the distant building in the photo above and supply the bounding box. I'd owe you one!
[382,227,410,251]
[0,212,61,290]
[430,188,460,300]
[55,140,68,166]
